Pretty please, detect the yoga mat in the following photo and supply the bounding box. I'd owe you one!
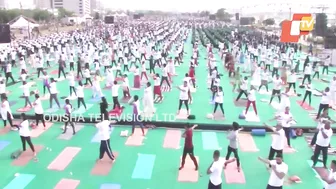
[47,147,81,171]
[0,140,10,151]
[178,156,199,182]
[3,174,36,189]
[50,70,58,75]
[57,125,84,140]
[233,99,247,107]
[307,160,327,184]
[202,132,220,150]
[125,128,148,146]
[17,107,32,113]
[54,179,80,189]
[72,104,93,114]
[131,154,156,179]
[163,130,181,149]
[100,184,121,189]
[245,111,260,122]
[0,126,11,135]
[91,127,114,143]
[176,109,189,120]
[238,133,259,152]
[9,101,17,106]
[89,97,101,103]
[271,135,296,153]
[224,159,246,184]
[296,100,314,111]
[12,145,43,166]
[31,122,53,138]
[91,152,119,176]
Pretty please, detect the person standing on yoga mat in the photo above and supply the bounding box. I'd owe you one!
[269,75,282,104]
[129,95,145,136]
[207,150,236,189]
[310,110,335,146]
[320,160,336,188]
[301,81,312,107]
[62,99,76,135]
[1,95,16,130]
[224,122,242,171]
[17,113,37,161]
[264,122,285,160]
[95,117,115,162]
[235,76,248,101]
[179,124,198,171]
[316,87,331,119]
[271,106,293,148]
[111,81,121,110]
[49,78,61,109]
[33,94,46,129]
[258,154,288,189]
[176,81,190,115]
[312,122,333,169]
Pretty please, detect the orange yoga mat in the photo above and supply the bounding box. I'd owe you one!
[238,133,259,152]
[91,152,119,176]
[125,128,147,146]
[12,145,43,166]
[177,156,199,182]
[163,130,181,149]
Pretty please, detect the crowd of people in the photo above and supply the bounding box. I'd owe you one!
[0,18,336,189]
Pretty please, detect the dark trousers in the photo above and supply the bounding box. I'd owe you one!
[225,146,240,167]
[63,115,75,134]
[181,147,198,168]
[316,104,329,119]
[43,85,51,94]
[35,113,46,127]
[58,67,66,78]
[283,127,291,147]
[214,103,224,114]
[310,132,318,145]
[69,86,77,96]
[77,97,86,109]
[178,99,189,111]
[302,91,312,105]
[3,112,13,127]
[288,83,296,92]
[266,185,282,189]
[270,89,281,103]
[208,181,222,189]
[112,96,120,109]
[236,90,247,101]
[268,147,283,160]
[322,66,328,75]
[99,139,115,160]
[132,115,144,134]
[160,76,170,87]
[6,72,15,84]
[20,136,35,152]
[312,144,328,167]
[302,74,311,85]
[37,68,43,78]
[313,71,319,79]
[49,94,60,108]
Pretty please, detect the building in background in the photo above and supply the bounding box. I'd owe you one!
[52,0,91,16]
[34,0,52,9]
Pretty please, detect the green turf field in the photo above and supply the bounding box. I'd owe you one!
[0,123,329,189]
[4,32,334,128]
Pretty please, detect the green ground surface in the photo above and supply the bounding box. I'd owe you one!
[0,124,327,189]
[4,31,335,128]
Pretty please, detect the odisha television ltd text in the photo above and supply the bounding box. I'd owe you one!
[43,113,177,122]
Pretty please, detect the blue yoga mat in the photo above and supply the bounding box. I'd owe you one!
[132,154,156,179]
[91,127,114,143]
[73,104,93,114]
[100,184,121,189]
[0,141,10,151]
[202,132,219,150]
[4,174,35,189]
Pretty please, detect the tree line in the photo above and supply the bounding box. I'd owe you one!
[0,8,74,23]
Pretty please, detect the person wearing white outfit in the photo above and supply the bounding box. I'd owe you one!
[321,160,336,189]
[142,82,155,116]
[1,95,15,130]
[92,75,103,99]
[17,113,37,161]
[105,67,115,87]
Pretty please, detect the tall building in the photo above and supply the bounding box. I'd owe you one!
[34,0,52,9]
[90,0,96,12]
[52,0,91,16]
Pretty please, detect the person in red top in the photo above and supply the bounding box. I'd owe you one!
[189,65,196,88]
[179,124,199,171]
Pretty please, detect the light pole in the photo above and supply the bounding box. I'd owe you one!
[289,7,292,20]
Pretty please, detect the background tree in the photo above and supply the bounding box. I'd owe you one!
[262,18,275,26]
[57,8,74,18]
[0,9,52,23]
[94,12,100,19]
[216,8,232,22]
[199,11,210,17]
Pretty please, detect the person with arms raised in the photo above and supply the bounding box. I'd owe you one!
[179,124,198,171]
[312,121,333,169]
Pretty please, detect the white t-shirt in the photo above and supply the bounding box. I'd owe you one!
[19,120,31,137]
[316,128,333,147]
[273,79,282,90]
[179,86,189,100]
[240,80,247,90]
[123,78,129,87]
[287,73,296,83]
[321,92,330,104]
[248,89,256,101]
[272,129,285,150]
[209,158,225,186]
[68,75,75,86]
[325,171,336,189]
[34,98,43,114]
[215,91,223,103]
[183,77,191,88]
[49,82,57,94]
[162,67,168,77]
[280,112,292,128]
[76,86,84,98]
[0,83,5,94]
[96,120,110,140]
[112,84,119,97]
[154,78,160,86]
[22,84,30,97]
[268,160,288,187]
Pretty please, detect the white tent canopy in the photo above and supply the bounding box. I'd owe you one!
[9,16,39,29]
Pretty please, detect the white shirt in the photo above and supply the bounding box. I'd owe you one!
[84,69,90,78]
[1,100,12,120]
[215,91,223,103]
[325,171,336,189]
[34,98,43,114]
[183,77,191,88]
[240,80,247,90]
[68,75,75,86]
[76,86,84,98]
[321,92,330,104]
[6,64,11,73]
[49,82,57,94]
[22,84,30,97]
[287,73,296,83]
[96,120,110,140]
[154,78,160,86]
[273,79,282,90]
[19,120,31,137]
[65,104,72,115]
[179,85,189,100]
[209,158,225,186]
[248,89,256,101]
[112,84,119,97]
[268,160,288,187]
[162,67,168,77]
[304,65,312,75]
[0,83,5,94]
[123,78,129,87]
[316,128,333,147]
[272,129,285,150]
[280,112,292,128]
